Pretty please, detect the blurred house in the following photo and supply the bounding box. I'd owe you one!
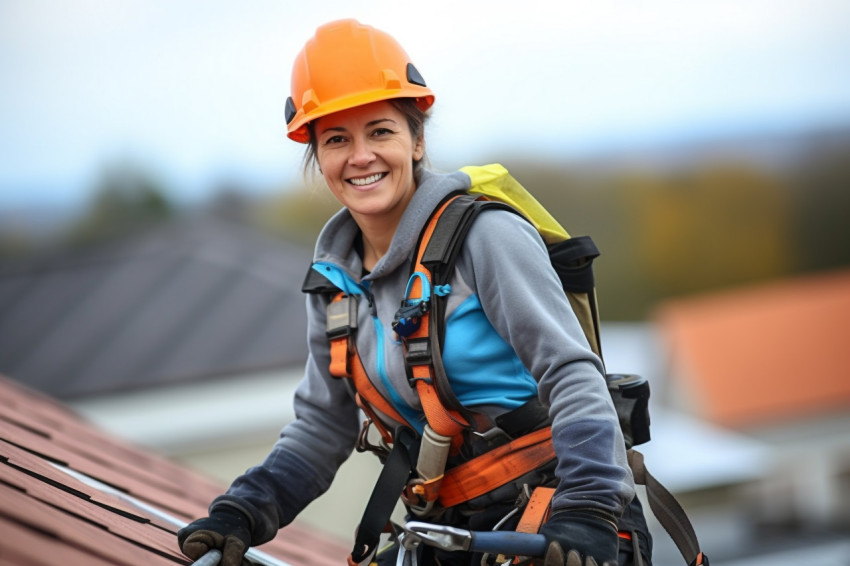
[649,268,850,564]
[0,216,311,399]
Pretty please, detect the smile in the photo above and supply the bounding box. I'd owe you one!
[348,172,386,186]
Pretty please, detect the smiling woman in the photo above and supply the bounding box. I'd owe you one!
[311,101,425,268]
[177,18,651,566]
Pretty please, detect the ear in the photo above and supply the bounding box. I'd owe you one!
[413,135,425,161]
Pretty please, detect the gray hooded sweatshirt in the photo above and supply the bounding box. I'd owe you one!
[212,168,634,545]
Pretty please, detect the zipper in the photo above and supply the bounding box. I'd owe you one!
[362,279,421,430]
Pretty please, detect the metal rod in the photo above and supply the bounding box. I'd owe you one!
[192,549,222,566]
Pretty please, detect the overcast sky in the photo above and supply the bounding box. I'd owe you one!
[2,0,850,208]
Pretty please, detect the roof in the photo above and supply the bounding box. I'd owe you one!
[0,217,313,399]
[0,373,350,566]
[655,269,850,429]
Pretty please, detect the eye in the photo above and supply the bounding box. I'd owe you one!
[371,127,395,137]
[322,134,347,146]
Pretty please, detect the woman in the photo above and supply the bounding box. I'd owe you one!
[178,19,650,566]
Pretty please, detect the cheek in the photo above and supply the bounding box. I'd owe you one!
[316,152,340,180]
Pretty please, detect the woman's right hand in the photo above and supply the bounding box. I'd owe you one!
[177,507,252,566]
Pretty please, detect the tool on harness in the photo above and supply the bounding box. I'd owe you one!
[405,425,452,516]
[605,374,651,450]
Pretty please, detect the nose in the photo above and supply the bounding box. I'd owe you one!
[348,135,376,167]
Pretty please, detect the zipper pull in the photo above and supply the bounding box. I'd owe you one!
[362,281,378,317]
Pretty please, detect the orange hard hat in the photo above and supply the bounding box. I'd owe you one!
[285,19,435,143]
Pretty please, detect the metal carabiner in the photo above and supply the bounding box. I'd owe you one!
[396,532,419,566]
[401,521,548,558]
[356,418,391,457]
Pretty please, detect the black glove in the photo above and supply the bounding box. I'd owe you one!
[177,507,252,566]
[539,511,618,566]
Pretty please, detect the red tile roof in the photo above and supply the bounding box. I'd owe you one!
[655,269,850,429]
[0,374,350,565]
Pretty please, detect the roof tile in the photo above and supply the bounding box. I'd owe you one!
[0,374,350,565]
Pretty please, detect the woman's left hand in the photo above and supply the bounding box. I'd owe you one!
[538,510,618,566]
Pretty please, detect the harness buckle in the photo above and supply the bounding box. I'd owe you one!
[326,295,358,339]
[404,338,433,388]
[392,299,429,337]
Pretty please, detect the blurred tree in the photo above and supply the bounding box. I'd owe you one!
[496,161,795,319]
[205,182,256,225]
[65,162,174,248]
[788,140,850,272]
[625,165,793,303]
[255,182,341,248]
[0,229,33,260]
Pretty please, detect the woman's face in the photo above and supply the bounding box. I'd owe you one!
[314,100,424,226]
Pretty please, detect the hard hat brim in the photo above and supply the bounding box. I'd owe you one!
[287,90,434,143]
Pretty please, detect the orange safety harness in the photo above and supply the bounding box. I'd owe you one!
[326,195,556,512]
[313,190,708,566]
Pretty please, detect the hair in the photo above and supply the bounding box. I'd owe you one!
[301,98,430,184]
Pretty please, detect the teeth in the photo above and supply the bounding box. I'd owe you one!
[350,173,383,186]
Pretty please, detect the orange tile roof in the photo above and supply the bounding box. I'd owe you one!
[0,374,350,565]
[655,269,850,429]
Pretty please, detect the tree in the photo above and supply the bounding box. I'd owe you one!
[65,161,174,248]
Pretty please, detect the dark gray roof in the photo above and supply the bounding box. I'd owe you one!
[0,217,314,399]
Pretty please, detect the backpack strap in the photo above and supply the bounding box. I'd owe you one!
[396,193,480,441]
[406,193,605,424]
[395,192,517,428]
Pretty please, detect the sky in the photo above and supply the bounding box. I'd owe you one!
[2,0,850,209]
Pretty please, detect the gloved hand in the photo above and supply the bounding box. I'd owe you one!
[538,511,618,566]
[177,507,252,566]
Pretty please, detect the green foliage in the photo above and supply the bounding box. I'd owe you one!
[624,165,792,301]
[0,229,34,260]
[65,162,174,248]
[788,145,850,272]
[254,182,342,247]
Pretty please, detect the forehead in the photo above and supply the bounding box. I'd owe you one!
[314,100,404,131]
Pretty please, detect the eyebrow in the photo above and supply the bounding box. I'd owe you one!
[319,118,399,136]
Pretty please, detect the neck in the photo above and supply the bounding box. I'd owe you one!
[354,213,399,271]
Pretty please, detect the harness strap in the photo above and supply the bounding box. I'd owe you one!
[437,427,555,508]
[349,427,419,564]
[516,486,555,534]
[327,294,410,434]
[328,334,349,377]
[629,449,709,566]
[404,194,473,441]
[511,486,555,564]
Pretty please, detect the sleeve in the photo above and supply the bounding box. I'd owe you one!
[211,291,362,546]
[456,209,634,520]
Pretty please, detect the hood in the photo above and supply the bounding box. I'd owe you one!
[311,168,472,280]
